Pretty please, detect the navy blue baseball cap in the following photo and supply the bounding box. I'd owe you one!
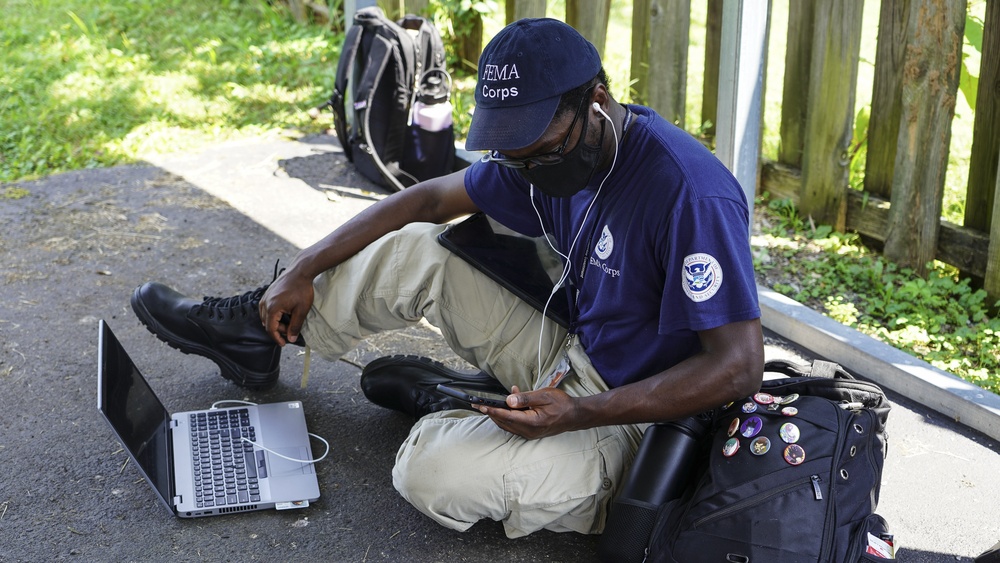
[465,18,602,152]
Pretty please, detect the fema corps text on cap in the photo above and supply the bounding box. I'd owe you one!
[465,18,602,152]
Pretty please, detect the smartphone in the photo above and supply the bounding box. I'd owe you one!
[436,384,514,409]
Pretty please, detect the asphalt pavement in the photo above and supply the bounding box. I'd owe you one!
[1,132,997,562]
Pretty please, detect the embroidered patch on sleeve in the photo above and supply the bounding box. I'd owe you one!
[682,253,724,302]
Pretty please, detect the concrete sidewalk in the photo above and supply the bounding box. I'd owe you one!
[1,133,997,561]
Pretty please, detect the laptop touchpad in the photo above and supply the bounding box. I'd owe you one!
[268,447,314,476]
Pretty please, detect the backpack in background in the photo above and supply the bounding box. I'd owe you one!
[644,359,894,562]
[326,7,455,192]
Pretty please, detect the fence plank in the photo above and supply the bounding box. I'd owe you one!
[454,12,484,73]
[865,0,910,199]
[646,0,690,126]
[988,159,1000,299]
[567,0,612,56]
[967,0,1000,233]
[506,0,546,23]
[716,0,770,211]
[378,1,398,19]
[777,1,814,168]
[288,0,308,22]
[701,0,723,135]
[884,0,966,276]
[799,0,864,229]
[762,161,990,278]
[630,0,651,104]
[938,219,990,277]
[761,161,799,202]
[407,0,429,14]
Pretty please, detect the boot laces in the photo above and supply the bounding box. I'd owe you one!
[199,286,268,319]
[197,261,284,320]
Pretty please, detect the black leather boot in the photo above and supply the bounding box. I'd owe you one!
[130,282,281,390]
[361,355,510,419]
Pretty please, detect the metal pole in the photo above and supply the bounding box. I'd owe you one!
[715,0,771,232]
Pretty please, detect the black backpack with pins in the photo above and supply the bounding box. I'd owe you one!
[600,359,894,563]
[323,6,455,192]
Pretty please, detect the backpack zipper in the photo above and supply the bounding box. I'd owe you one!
[819,403,851,561]
[691,474,823,529]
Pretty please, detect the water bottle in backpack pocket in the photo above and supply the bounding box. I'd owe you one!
[403,69,455,182]
[597,416,712,563]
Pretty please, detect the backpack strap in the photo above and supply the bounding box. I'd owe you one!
[331,21,364,162]
[393,17,418,92]
[425,18,447,71]
[764,358,856,381]
[398,15,430,71]
[762,358,890,425]
[355,32,412,191]
[810,359,842,379]
[398,15,449,114]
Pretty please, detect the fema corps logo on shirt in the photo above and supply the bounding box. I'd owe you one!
[595,225,614,260]
[682,253,723,302]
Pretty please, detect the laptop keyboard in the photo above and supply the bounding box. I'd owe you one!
[189,408,262,508]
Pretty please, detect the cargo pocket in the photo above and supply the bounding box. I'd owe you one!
[502,431,627,538]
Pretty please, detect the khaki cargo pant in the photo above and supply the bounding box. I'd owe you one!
[299,222,644,538]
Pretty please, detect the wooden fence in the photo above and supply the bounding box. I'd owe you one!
[297,0,1000,302]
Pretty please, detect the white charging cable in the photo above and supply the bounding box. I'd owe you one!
[209,400,330,464]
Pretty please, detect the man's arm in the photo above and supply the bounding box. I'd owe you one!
[483,318,764,439]
[260,169,479,345]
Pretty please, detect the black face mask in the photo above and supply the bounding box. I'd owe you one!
[517,113,606,198]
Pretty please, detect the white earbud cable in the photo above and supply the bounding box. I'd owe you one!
[531,102,621,376]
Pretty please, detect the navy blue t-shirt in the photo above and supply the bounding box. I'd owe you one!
[465,105,760,388]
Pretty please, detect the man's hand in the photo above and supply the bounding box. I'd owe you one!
[482,319,764,437]
[259,269,314,346]
[479,386,582,440]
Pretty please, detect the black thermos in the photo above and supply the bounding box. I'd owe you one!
[597,416,708,563]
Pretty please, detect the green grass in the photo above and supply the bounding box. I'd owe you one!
[754,195,1000,393]
[0,0,335,184]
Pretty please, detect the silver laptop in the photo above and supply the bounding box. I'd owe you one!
[96,319,320,518]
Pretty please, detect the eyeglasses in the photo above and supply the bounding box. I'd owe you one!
[481,146,568,169]
[480,87,594,169]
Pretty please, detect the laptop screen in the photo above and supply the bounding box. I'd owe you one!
[437,213,572,328]
[97,321,174,509]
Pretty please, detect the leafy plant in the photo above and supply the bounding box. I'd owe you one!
[848,105,870,191]
[450,75,477,144]
[427,0,497,74]
[960,11,984,110]
[755,196,1000,393]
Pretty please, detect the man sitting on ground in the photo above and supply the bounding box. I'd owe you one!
[130,18,764,538]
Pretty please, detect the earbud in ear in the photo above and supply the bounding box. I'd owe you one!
[592,102,612,123]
